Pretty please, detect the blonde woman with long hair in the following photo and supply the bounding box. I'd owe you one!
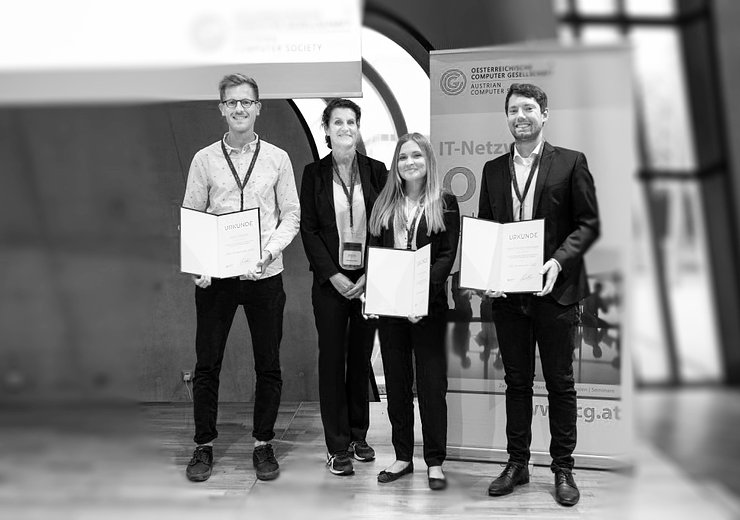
[368,133,459,490]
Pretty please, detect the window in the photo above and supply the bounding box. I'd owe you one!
[554,0,723,384]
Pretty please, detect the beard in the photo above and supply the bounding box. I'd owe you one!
[513,126,542,142]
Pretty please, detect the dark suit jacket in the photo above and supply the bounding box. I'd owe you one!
[478,142,600,305]
[300,152,388,285]
[368,192,460,315]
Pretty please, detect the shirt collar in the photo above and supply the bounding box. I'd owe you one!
[222,132,260,154]
[513,140,544,163]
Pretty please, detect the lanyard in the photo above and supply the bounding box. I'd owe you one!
[332,155,358,228]
[508,142,542,221]
[221,138,261,211]
[405,200,424,250]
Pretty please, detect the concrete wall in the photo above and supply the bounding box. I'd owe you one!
[0,100,318,401]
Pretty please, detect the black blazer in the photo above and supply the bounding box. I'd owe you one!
[478,142,600,305]
[300,152,388,285]
[368,192,460,315]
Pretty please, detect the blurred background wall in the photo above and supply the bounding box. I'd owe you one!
[2,0,739,403]
[0,100,315,401]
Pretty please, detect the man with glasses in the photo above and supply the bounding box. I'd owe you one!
[182,74,300,482]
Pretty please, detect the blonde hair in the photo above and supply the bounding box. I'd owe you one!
[369,133,447,236]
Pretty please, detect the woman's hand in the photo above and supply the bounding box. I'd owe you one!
[330,273,356,299]
[407,315,422,324]
[344,274,366,300]
[192,274,212,289]
[359,293,378,320]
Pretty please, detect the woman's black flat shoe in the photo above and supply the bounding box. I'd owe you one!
[377,462,414,483]
[428,476,447,490]
[427,469,447,490]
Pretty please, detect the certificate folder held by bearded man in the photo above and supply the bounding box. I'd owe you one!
[459,216,544,293]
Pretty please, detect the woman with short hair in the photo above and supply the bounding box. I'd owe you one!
[300,98,387,476]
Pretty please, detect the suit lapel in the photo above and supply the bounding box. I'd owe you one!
[383,222,395,247]
[356,153,374,214]
[320,154,335,212]
[416,213,429,248]
[502,155,514,222]
[532,142,554,218]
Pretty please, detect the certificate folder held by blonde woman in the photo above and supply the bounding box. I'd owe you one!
[363,244,430,317]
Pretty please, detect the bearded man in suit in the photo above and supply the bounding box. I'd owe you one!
[478,83,600,507]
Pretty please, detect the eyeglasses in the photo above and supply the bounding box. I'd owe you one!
[221,98,259,109]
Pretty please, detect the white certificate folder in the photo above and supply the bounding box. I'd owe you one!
[180,207,262,278]
[459,216,544,293]
[364,244,431,318]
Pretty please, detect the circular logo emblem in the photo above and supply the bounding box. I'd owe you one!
[443,167,476,202]
[440,69,466,96]
[190,14,227,52]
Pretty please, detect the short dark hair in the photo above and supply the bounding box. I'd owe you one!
[218,74,259,102]
[321,98,361,148]
[505,83,548,113]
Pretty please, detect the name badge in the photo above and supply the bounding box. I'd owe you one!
[341,241,363,268]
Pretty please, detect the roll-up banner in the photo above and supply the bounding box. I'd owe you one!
[432,44,635,469]
[0,0,361,104]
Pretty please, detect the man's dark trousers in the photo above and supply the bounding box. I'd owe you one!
[491,293,579,471]
[193,274,285,444]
